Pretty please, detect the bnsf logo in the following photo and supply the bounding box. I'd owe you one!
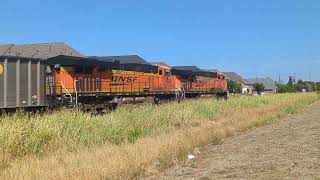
[112,76,138,82]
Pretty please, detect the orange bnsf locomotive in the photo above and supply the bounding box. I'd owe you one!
[0,55,227,111]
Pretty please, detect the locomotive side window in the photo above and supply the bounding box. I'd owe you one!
[159,69,163,75]
[98,67,107,72]
[165,70,170,76]
[83,67,93,74]
[75,66,83,74]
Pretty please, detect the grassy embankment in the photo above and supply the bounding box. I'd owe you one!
[0,93,319,179]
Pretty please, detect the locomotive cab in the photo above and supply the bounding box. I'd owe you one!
[153,63,180,91]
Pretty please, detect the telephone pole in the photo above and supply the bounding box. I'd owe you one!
[309,72,311,82]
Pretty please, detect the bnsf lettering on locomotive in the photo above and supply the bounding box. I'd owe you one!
[119,76,126,82]
[111,76,118,81]
[111,76,138,82]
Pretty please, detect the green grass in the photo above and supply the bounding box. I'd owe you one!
[0,93,319,158]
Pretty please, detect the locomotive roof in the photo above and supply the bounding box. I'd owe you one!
[150,62,170,67]
[46,55,157,73]
[171,66,217,78]
[90,55,157,73]
[89,55,151,65]
[172,66,201,71]
[46,55,118,66]
[46,55,88,66]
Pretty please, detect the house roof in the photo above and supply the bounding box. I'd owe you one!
[223,72,253,85]
[0,42,83,59]
[248,77,276,90]
[89,55,151,65]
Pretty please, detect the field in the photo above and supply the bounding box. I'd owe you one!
[0,93,319,179]
[156,98,320,179]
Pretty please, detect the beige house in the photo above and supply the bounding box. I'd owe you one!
[248,77,277,94]
[223,72,253,94]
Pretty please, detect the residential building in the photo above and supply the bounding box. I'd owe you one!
[223,72,253,94]
[248,77,277,94]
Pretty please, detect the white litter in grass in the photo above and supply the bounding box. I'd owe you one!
[188,154,195,160]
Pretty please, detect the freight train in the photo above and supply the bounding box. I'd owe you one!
[0,55,228,112]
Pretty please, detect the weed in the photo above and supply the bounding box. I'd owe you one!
[0,93,319,179]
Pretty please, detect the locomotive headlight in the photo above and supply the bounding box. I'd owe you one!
[54,64,61,69]
[0,64,3,75]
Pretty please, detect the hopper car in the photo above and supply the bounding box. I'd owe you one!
[0,55,228,112]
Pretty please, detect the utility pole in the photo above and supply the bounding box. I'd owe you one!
[309,72,311,82]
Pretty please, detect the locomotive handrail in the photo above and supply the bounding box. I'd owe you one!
[73,80,79,106]
[60,81,72,104]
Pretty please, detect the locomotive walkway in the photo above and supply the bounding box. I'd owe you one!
[152,103,320,179]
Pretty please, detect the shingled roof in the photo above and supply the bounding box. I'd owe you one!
[248,77,276,90]
[0,42,83,59]
[223,72,253,85]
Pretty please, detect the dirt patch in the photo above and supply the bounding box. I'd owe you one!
[150,103,320,179]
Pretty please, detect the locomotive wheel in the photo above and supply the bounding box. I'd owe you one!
[111,103,118,110]
[154,98,160,105]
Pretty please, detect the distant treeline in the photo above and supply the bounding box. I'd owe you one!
[227,80,241,93]
[278,79,320,93]
[228,79,320,94]
[227,80,265,94]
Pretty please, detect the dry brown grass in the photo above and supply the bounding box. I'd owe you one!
[0,94,318,179]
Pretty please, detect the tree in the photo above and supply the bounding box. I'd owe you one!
[316,82,320,92]
[227,80,241,94]
[294,80,307,92]
[286,79,296,92]
[277,79,296,93]
[253,83,265,94]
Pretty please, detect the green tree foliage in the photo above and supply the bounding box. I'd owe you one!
[277,79,297,93]
[294,80,320,92]
[277,78,320,93]
[277,84,295,93]
[317,83,320,92]
[278,85,296,93]
[227,80,241,93]
[253,83,265,94]
[287,79,296,92]
[294,80,307,92]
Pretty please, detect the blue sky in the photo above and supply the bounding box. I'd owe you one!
[1,0,320,82]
